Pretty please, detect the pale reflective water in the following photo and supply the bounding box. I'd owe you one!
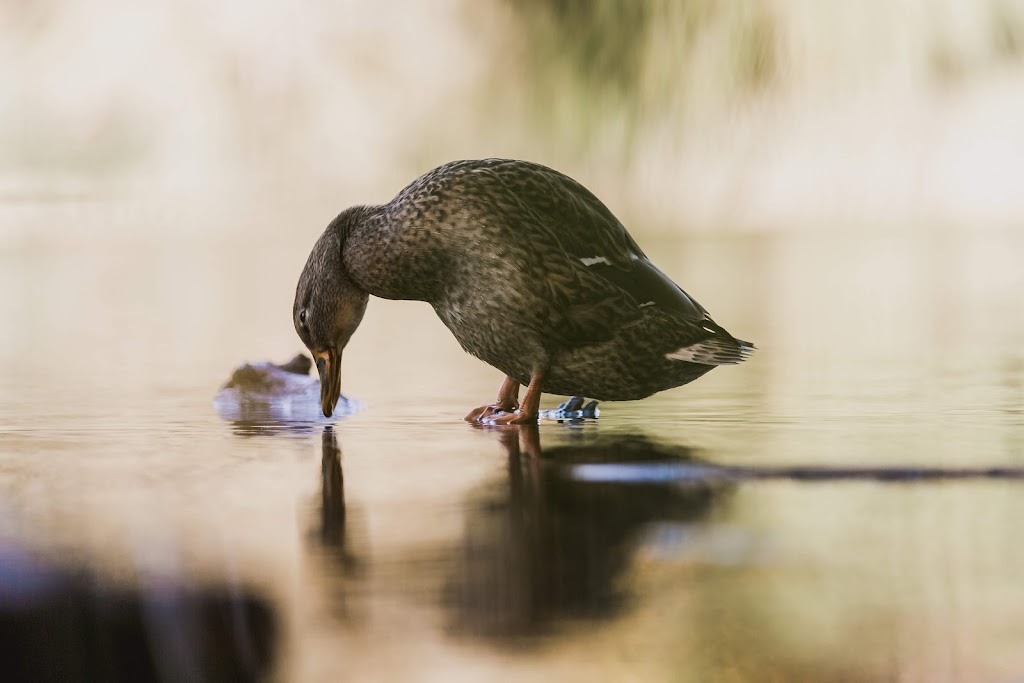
[2,207,1023,682]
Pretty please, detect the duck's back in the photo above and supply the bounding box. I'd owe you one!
[365,159,752,399]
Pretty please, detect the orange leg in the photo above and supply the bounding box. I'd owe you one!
[465,375,520,422]
[484,369,545,426]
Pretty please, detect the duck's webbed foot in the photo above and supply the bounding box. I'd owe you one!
[466,401,519,422]
[483,409,539,426]
[465,376,520,423]
[470,369,546,426]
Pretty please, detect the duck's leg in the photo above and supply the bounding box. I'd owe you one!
[465,376,520,422]
[485,369,545,426]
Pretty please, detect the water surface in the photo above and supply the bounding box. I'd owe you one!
[2,212,1023,681]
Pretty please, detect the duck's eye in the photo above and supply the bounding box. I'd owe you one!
[298,309,307,326]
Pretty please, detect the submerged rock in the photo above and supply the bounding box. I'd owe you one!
[213,354,361,425]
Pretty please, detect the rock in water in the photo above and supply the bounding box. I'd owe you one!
[213,354,361,424]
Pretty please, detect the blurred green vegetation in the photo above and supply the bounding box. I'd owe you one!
[498,1,776,154]
[501,0,1024,151]
[4,0,1024,230]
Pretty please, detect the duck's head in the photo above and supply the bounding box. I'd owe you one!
[293,214,368,417]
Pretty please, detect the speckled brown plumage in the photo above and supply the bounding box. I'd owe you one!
[294,158,753,420]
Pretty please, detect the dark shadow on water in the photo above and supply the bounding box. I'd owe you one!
[0,547,278,683]
[444,425,732,642]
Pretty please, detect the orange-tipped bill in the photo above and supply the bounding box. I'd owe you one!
[315,349,341,417]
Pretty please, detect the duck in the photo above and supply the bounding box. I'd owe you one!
[293,158,754,424]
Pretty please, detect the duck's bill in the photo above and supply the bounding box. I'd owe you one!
[315,349,342,418]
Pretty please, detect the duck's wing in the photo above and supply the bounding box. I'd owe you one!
[487,160,717,347]
[484,159,645,265]
[548,251,754,364]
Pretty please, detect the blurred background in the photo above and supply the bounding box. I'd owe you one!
[2,2,1024,682]
[4,0,1024,227]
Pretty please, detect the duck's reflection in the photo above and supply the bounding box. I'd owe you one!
[306,426,364,622]
[446,425,730,640]
[316,427,361,571]
[319,427,347,547]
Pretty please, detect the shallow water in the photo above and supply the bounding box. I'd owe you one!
[2,210,1024,682]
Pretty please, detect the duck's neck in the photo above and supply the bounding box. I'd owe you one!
[340,204,444,302]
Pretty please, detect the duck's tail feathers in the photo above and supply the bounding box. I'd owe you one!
[665,334,756,366]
